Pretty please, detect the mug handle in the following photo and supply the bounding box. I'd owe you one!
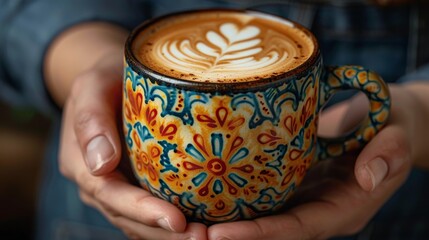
[317,65,391,160]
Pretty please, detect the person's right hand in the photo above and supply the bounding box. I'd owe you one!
[58,51,207,240]
[207,83,429,240]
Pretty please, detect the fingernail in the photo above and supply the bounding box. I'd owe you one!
[86,135,115,172]
[157,217,174,232]
[365,157,388,191]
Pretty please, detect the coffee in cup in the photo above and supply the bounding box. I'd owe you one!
[133,10,314,83]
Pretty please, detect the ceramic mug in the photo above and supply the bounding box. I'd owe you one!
[122,9,390,224]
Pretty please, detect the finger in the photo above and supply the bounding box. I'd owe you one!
[318,100,350,137]
[115,219,207,240]
[287,154,357,204]
[60,103,189,234]
[209,212,323,240]
[80,192,206,240]
[75,168,188,233]
[70,68,122,175]
[208,207,344,240]
[318,92,369,138]
[337,92,368,134]
[208,177,368,240]
[58,100,83,179]
[80,190,206,240]
[353,86,413,192]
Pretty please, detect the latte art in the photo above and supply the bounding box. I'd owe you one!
[159,23,288,72]
[134,11,314,82]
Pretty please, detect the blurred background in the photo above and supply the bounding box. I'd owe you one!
[0,101,51,239]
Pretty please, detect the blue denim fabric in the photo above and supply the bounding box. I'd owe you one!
[0,0,152,116]
[1,0,428,239]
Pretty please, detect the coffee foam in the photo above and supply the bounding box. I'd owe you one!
[133,11,314,83]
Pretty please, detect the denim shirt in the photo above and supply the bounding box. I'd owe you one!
[1,1,429,239]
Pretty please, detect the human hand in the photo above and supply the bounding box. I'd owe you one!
[208,84,421,240]
[58,51,207,240]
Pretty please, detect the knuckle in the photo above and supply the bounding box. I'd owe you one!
[74,110,97,134]
[383,127,409,156]
[134,193,155,207]
[381,127,412,176]
[91,180,120,217]
[78,191,91,205]
[75,170,98,199]
[72,71,103,94]
[92,179,106,200]
[108,214,122,227]
[69,73,90,101]
[71,73,107,135]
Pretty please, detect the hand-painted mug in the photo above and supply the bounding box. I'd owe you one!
[122,9,390,224]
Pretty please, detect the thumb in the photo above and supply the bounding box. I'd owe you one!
[70,66,123,176]
[354,124,411,192]
[341,87,413,192]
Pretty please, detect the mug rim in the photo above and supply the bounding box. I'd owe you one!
[125,8,320,93]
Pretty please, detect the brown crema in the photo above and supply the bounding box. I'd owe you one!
[133,11,314,83]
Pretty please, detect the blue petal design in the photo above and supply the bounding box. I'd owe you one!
[186,144,206,162]
[228,173,247,187]
[192,172,208,187]
[213,179,223,194]
[211,133,223,158]
[229,148,249,164]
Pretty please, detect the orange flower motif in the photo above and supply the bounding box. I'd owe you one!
[133,144,162,185]
[179,133,254,201]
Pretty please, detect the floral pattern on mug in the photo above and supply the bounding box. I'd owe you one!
[123,61,319,223]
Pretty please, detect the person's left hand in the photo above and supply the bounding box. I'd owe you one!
[208,84,419,240]
[58,50,208,240]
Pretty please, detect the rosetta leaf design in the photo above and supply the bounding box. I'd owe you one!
[155,21,295,76]
[197,23,263,69]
